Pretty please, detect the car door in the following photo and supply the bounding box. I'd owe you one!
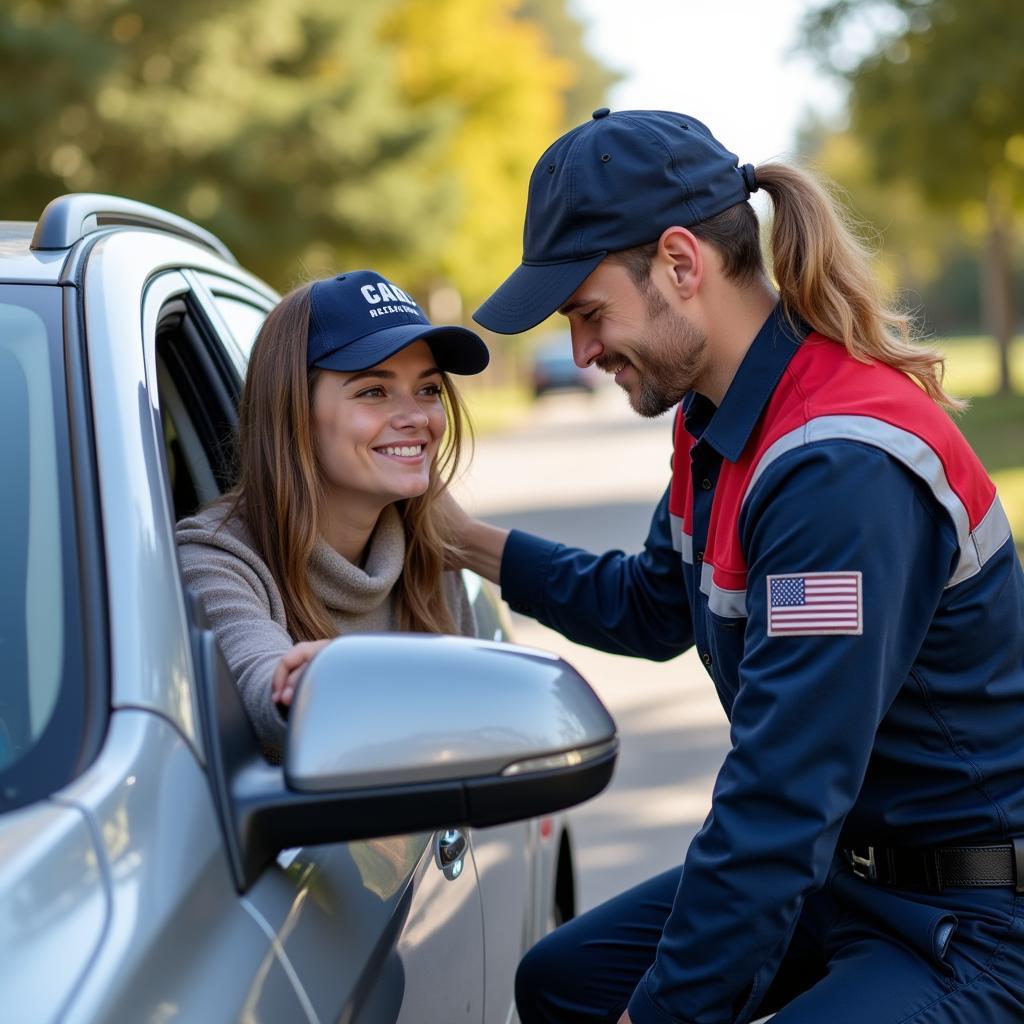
[33,243,313,1023]
[162,268,487,1024]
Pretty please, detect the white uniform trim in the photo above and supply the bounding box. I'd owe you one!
[670,513,686,555]
[702,563,747,618]
[678,526,749,619]
[741,415,1010,588]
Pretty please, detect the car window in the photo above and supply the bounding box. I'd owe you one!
[191,274,271,376]
[211,295,266,365]
[0,286,88,806]
[152,293,241,519]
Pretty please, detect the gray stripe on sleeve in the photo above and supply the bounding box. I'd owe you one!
[741,415,1004,588]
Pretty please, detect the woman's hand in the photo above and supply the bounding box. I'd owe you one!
[271,639,331,708]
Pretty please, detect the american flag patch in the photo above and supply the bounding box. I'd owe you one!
[767,572,862,636]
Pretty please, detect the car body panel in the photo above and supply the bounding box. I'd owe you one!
[82,239,208,759]
[56,709,311,1023]
[0,799,108,1023]
[247,823,487,1024]
[247,832,485,1023]
[463,572,550,1022]
[471,823,532,1023]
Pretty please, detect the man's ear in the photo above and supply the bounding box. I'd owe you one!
[656,226,702,300]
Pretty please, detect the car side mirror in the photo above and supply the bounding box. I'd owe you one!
[191,623,617,892]
[285,633,617,826]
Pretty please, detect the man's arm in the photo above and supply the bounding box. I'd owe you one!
[628,443,958,1024]
[457,514,509,585]
[448,485,694,661]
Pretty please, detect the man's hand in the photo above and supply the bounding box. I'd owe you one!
[435,486,509,584]
[616,1012,632,1024]
[271,639,331,707]
[435,486,475,570]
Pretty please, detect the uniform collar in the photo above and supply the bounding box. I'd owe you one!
[689,303,808,462]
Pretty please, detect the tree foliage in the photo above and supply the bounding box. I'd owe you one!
[803,0,1024,209]
[382,0,573,307]
[517,0,622,128]
[796,116,961,305]
[1,0,454,288]
[802,0,1024,389]
[0,0,613,300]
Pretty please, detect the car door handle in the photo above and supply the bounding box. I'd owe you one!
[435,828,467,881]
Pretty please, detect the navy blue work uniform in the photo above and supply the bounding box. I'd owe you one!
[504,305,1024,1023]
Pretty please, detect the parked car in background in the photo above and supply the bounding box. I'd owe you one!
[529,333,602,398]
[0,194,618,1023]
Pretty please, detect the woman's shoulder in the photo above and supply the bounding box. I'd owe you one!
[176,498,286,619]
[177,498,253,553]
[175,499,267,581]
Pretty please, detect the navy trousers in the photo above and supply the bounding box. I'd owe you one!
[516,865,1024,1023]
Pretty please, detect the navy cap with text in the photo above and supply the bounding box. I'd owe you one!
[473,108,759,335]
[308,270,489,374]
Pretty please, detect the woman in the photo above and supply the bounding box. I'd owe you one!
[176,270,489,758]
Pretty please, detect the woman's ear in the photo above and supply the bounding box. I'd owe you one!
[656,226,703,300]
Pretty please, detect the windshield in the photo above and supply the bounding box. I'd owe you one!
[0,285,86,803]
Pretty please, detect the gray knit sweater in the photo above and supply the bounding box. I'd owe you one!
[176,502,475,758]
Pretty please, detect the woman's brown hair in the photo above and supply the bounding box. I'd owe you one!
[223,281,471,641]
[610,162,964,412]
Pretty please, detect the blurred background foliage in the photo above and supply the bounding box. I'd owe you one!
[0,0,617,310]
[800,0,1024,394]
[0,0,1020,402]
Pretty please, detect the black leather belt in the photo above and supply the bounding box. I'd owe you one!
[843,838,1024,893]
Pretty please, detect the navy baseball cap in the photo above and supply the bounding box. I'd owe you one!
[473,108,759,335]
[308,270,489,374]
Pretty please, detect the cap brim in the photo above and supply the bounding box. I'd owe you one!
[472,254,607,335]
[313,323,489,375]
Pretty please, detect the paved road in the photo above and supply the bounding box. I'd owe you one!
[454,386,731,912]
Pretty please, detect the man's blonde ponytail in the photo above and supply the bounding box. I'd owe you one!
[755,162,964,412]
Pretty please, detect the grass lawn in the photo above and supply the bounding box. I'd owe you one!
[939,335,1024,558]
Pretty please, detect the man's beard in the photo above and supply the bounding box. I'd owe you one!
[616,287,708,418]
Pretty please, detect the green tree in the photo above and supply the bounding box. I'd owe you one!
[803,0,1024,392]
[517,0,621,128]
[0,0,454,289]
[384,0,616,314]
[795,115,963,320]
[1,0,614,304]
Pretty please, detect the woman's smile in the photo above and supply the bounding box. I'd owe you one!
[372,441,428,460]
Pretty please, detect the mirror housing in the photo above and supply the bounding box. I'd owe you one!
[192,623,617,891]
[288,634,615,789]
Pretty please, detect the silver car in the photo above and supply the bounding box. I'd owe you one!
[0,195,618,1023]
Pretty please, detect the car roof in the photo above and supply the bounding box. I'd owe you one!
[1,194,242,286]
[0,221,67,284]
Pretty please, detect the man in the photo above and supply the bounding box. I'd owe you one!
[448,108,1024,1023]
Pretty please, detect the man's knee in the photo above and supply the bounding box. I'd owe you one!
[515,930,565,1021]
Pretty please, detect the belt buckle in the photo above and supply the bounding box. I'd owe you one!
[848,845,877,881]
